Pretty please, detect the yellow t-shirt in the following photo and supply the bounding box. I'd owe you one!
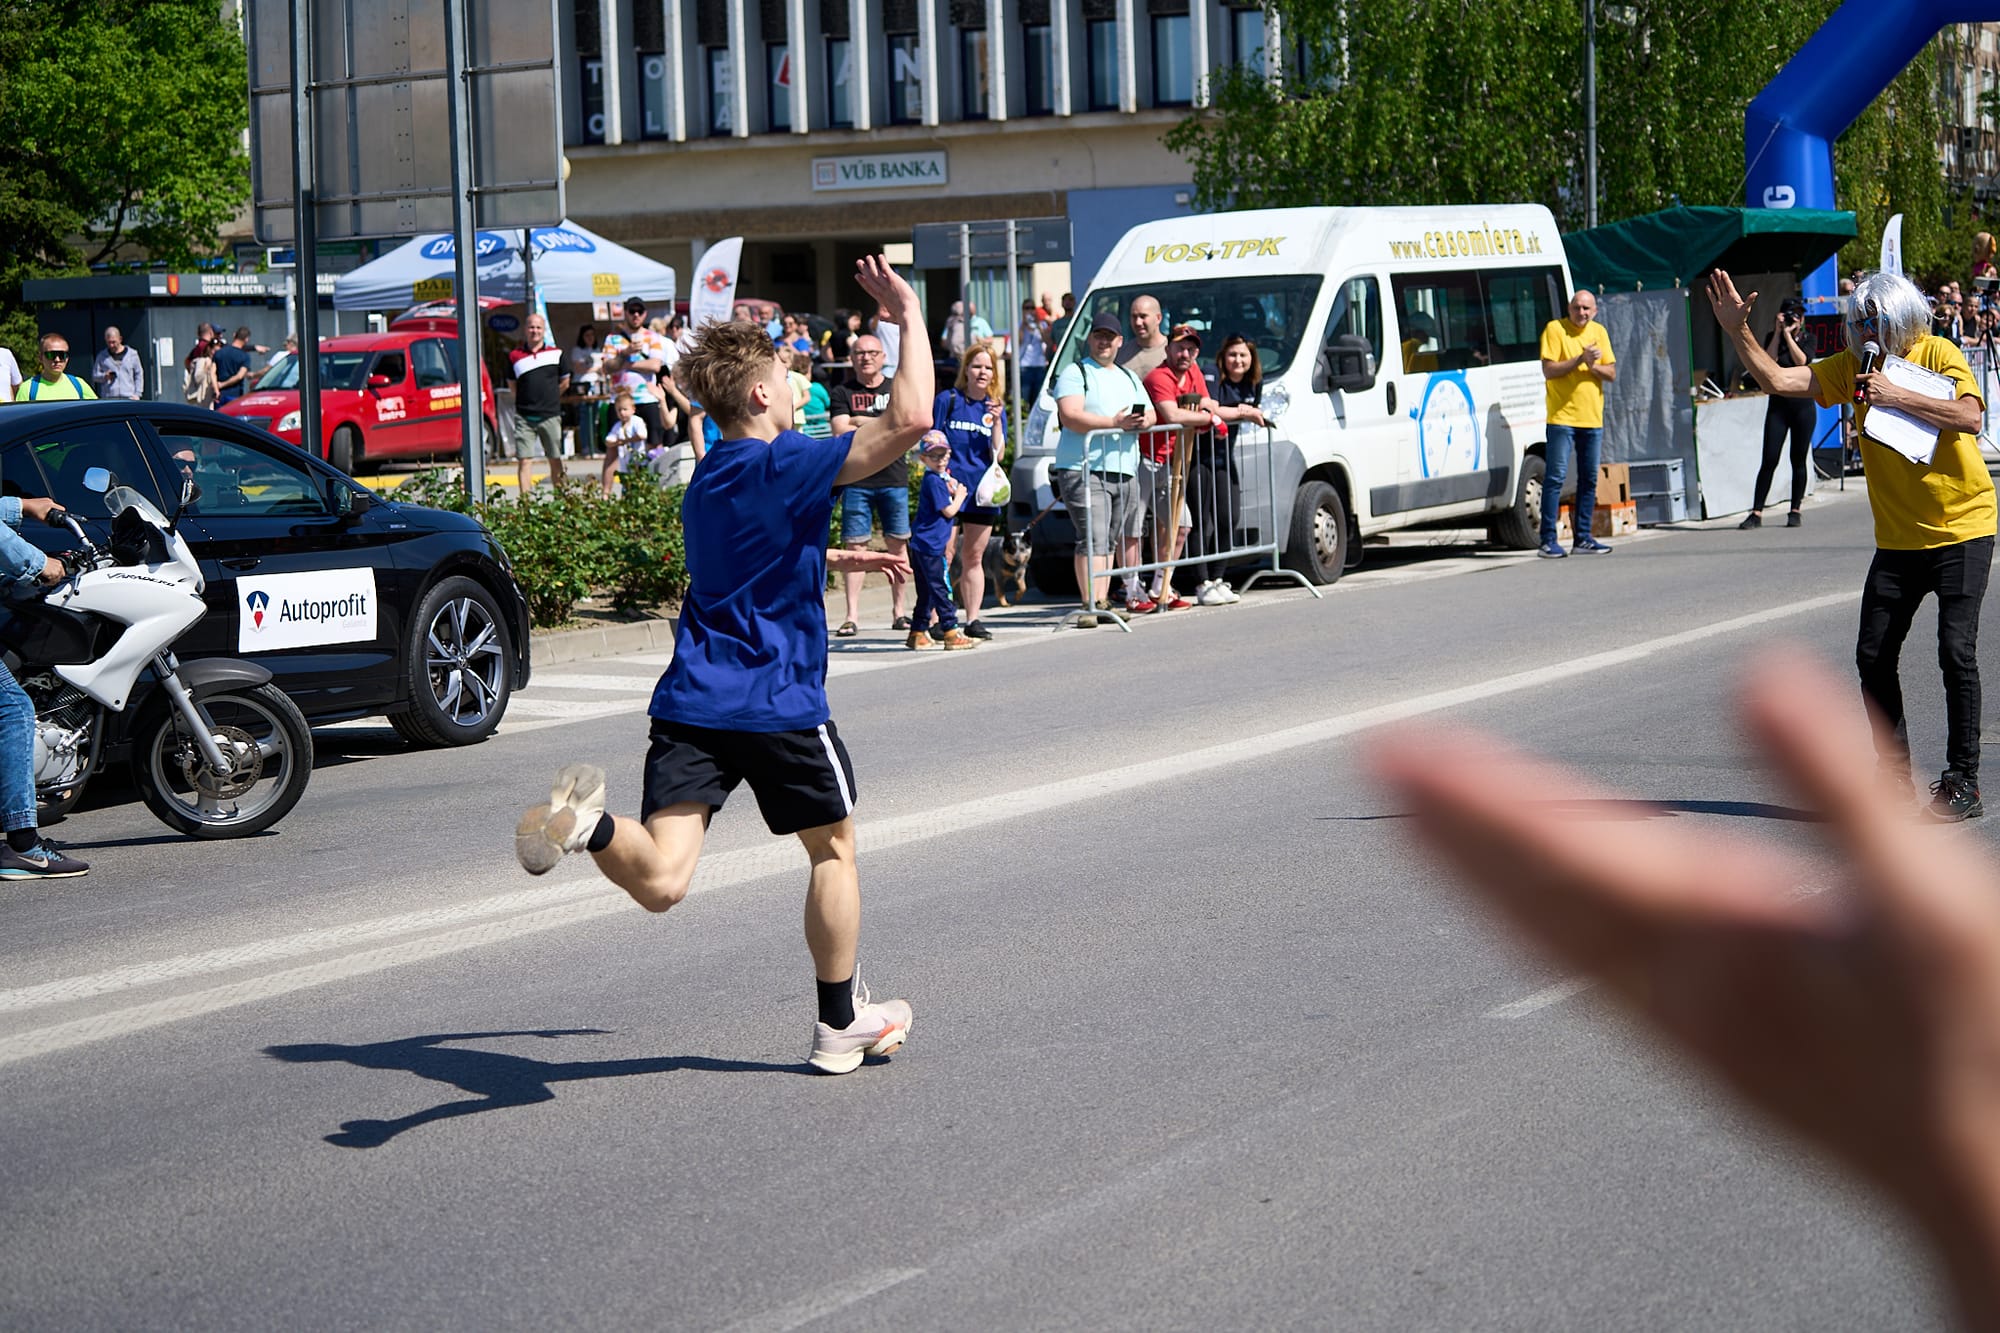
[1810,336,1995,550]
[1540,318,1615,427]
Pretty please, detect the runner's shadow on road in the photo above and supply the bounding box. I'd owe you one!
[1332,798,1824,824]
[265,1029,808,1149]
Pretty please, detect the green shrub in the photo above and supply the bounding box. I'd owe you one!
[395,468,689,626]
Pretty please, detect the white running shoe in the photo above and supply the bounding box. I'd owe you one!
[1217,582,1241,603]
[808,973,913,1074]
[515,763,608,875]
[1196,581,1230,606]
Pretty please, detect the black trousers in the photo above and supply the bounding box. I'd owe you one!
[1184,458,1239,584]
[1856,536,1993,780]
[1753,395,1815,512]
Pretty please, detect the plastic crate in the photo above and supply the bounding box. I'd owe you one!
[1628,458,1685,495]
[1635,491,1689,525]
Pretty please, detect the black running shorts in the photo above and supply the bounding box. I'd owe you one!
[640,718,857,834]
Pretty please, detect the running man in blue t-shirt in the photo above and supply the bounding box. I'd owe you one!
[515,255,931,1075]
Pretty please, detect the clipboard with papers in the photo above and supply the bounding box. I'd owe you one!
[1860,355,1959,466]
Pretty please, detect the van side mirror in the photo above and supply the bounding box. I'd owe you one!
[1318,335,1378,394]
[366,373,393,390]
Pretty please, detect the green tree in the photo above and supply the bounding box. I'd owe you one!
[0,0,250,365]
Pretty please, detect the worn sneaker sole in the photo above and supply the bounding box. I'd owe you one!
[515,763,607,875]
[808,1016,912,1075]
[0,863,88,879]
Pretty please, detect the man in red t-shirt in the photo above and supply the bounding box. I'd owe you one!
[1140,324,1224,609]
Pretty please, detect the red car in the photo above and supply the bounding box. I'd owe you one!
[222,328,497,475]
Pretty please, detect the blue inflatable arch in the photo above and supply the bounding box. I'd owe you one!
[1746,0,1999,302]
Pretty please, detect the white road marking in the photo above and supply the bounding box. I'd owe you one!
[516,672,663,694]
[719,1268,926,1333]
[1484,977,1595,1020]
[1,587,1862,1066]
[506,697,653,720]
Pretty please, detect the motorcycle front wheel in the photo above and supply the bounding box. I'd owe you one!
[135,683,313,839]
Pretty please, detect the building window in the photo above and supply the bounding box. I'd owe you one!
[888,33,922,124]
[1151,14,1191,105]
[1023,23,1054,114]
[767,44,792,129]
[640,52,673,137]
[575,0,607,142]
[1230,6,1265,75]
[826,36,854,126]
[1086,19,1118,110]
[706,46,734,134]
[960,29,990,120]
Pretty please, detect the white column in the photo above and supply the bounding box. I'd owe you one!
[727,0,751,136]
[1116,0,1137,112]
[1265,9,1283,95]
[987,0,1008,120]
[665,0,689,141]
[1190,0,1210,107]
[788,0,811,130]
[1052,0,1072,115]
[851,0,874,130]
[600,1,625,144]
[919,0,941,125]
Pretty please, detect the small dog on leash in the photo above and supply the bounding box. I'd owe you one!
[978,528,1032,607]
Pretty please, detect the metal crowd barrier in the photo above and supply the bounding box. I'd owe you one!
[1064,420,1321,633]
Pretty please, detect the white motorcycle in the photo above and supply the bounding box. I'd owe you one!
[0,467,312,838]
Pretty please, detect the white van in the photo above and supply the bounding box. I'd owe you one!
[1010,204,1575,587]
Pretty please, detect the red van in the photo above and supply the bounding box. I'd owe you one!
[222,329,498,475]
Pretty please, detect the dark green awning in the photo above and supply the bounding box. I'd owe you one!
[1562,206,1857,292]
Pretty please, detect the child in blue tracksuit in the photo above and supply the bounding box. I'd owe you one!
[907,432,977,651]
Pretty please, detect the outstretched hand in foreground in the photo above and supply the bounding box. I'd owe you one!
[1369,650,2000,1329]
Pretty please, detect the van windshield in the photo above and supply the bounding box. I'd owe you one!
[261,351,373,392]
[1049,275,1323,385]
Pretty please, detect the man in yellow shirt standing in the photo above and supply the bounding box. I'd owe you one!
[1710,268,1995,821]
[1537,291,1618,558]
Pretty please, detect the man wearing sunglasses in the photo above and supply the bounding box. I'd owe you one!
[14,335,97,402]
[1709,268,1993,822]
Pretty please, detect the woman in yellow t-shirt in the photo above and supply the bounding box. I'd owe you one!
[1708,267,1994,822]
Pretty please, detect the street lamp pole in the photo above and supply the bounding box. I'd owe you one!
[1584,0,1598,230]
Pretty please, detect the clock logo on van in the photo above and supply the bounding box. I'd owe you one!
[1412,372,1481,478]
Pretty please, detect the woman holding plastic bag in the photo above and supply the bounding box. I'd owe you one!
[933,341,1010,640]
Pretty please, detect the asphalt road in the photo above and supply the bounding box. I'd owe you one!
[0,481,1972,1330]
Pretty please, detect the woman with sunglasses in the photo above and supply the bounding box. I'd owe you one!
[1710,267,1994,823]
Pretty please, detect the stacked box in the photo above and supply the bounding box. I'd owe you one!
[1628,457,1689,526]
[1558,501,1639,542]
[1597,463,1631,506]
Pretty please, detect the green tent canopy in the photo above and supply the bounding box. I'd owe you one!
[1562,205,1857,292]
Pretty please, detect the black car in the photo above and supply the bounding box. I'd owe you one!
[0,402,530,745]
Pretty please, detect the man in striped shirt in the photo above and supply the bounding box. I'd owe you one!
[507,313,568,493]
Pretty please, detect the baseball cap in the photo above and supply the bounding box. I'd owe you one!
[920,430,951,454]
[1089,312,1123,336]
[623,296,648,313]
[1167,323,1202,346]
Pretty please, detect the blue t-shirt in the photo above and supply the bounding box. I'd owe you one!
[910,470,955,554]
[651,430,854,732]
[1050,359,1144,475]
[932,388,1004,500]
[213,345,253,403]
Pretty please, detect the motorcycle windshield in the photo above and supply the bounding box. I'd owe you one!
[103,486,169,527]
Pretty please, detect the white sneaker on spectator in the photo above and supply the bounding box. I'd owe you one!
[1196,581,1230,606]
[1218,582,1241,603]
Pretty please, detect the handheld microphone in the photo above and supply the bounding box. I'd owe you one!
[1857,340,1881,403]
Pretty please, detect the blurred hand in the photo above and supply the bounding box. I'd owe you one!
[1369,651,2000,1327]
[21,498,64,524]
[1706,269,1756,334]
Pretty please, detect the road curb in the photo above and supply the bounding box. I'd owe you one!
[531,616,679,665]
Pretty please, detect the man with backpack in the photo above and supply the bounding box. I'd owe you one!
[14,335,97,402]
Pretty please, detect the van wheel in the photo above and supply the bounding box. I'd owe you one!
[1489,453,1543,550]
[1283,481,1350,586]
[329,426,363,476]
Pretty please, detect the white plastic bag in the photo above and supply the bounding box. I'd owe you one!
[975,461,1011,508]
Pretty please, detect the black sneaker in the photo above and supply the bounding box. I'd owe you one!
[0,839,89,879]
[962,620,992,640]
[1929,773,1985,822]
[1738,513,1762,530]
[1786,510,1802,528]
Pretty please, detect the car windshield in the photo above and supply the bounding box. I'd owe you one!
[1049,275,1324,383]
[261,351,372,392]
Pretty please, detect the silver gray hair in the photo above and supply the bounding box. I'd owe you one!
[1843,270,1930,359]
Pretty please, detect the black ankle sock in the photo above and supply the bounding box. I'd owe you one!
[7,828,36,852]
[817,976,855,1029]
[584,812,616,853]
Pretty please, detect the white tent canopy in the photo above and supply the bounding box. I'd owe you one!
[331,221,675,312]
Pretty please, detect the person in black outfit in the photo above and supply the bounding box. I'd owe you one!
[1188,334,1269,602]
[1740,297,1813,530]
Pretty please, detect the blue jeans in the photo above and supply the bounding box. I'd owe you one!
[0,660,35,832]
[1541,424,1603,546]
[910,544,956,631]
